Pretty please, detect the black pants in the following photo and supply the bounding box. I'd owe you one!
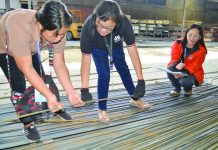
[0,53,44,93]
[0,53,45,125]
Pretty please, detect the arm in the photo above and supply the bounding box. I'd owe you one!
[121,16,145,99]
[127,44,145,99]
[127,44,144,80]
[80,53,91,88]
[13,54,63,111]
[79,16,94,103]
[168,41,182,68]
[53,52,84,107]
[120,16,143,80]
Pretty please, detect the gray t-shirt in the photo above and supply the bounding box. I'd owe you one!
[0,9,66,56]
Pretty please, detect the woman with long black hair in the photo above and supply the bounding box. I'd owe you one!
[167,24,207,97]
[0,1,84,142]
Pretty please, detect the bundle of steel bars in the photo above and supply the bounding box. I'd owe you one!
[0,67,218,149]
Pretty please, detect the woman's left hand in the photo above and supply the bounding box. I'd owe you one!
[68,91,85,107]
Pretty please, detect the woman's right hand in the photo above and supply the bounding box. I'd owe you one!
[46,94,64,112]
[174,63,185,79]
[176,62,185,70]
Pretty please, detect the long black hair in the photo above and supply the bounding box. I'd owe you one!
[183,24,207,50]
[36,0,72,34]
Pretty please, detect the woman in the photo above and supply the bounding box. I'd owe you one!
[0,1,84,142]
[80,0,150,124]
[167,24,207,97]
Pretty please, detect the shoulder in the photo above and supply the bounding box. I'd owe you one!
[119,15,131,28]
[171,39,182,47]
[81,15,94,36]
[199,44,207,54]
[5,9,36,31]
[121,15,131,23]
[83,15,94,29]
[176,39,182,44]
[6,9,36,23]
[117,15,133,35]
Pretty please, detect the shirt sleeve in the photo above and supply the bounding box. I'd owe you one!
[80,16,93,54]
[6,15,32,56]
[53,36,66,53]
[167,41,182,67]
[120,15,135,46]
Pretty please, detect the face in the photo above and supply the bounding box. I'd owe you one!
[41,27,69,44]
[95,18,116,36]
[186,28,200,47]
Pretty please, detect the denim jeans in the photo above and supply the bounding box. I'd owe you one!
[92,47,135,110]
[167,73,197,93]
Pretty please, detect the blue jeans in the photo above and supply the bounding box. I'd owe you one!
[167,73,197,93]
[92,47,135,110]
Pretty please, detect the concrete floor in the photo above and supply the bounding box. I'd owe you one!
[0,40,217,149]
[1,80,217,149]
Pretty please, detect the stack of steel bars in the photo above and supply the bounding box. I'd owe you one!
[0,68,217,149]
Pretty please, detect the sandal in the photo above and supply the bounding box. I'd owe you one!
[129,99,150,109]
[170,89,180,97]
[98,110,110,124]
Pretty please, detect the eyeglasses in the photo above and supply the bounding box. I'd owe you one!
[187,34,200,39]
[96,20,116,32]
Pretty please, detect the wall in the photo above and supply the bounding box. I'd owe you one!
[0,0,20,9]
[35,0,218,25]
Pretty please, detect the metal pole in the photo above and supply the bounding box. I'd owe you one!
[181,0,186,38]
[28,0,31,9]
[32,0,38,9]
[5,0,10,12]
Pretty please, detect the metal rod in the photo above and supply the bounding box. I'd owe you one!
[181,0,186,37]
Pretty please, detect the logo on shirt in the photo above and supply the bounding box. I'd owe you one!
[114,35,121,43]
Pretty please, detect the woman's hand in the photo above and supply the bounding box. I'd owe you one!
[68,90,85,107]
[176,63,185,70]
[174,74,184,79]
[174,63,185,78]
[46,94,64,112]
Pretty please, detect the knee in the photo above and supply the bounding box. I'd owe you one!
[180,78,193,87]
[98,72,110,83]
[167,73,175,80]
